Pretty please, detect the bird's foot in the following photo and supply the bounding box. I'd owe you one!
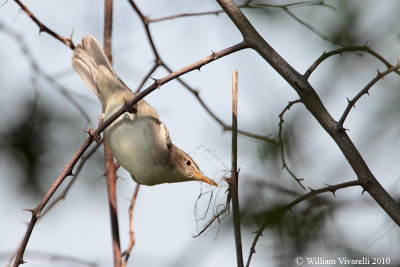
[123,98,137,114]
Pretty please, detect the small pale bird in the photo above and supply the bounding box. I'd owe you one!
[72,35,217,186]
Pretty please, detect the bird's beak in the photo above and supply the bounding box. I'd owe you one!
[193,171,217,186]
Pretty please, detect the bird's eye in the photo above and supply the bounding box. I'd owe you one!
[185,160,191,166]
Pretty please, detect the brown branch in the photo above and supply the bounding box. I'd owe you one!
[148,10,224,23]
[104,140,122,267]
[230,70,244,267]
[148,0,335,24]
[122,184,140,267]
[245,180,363,267]
[135,62,160,93]
[12,40,246,267]
[41,140,103,217]
[304,45,400,79]
[12,135,94,267]
[251,1,336,44]
[7,251,98,267]
[103,1,122,267]
[217,0,400,227]
[13,0,75,49]
[278,99,305,190]
[338,62,400,128]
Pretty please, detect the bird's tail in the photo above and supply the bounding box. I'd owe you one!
[72,35,117,98]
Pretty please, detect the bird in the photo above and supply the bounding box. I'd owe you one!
[72,35,217,186]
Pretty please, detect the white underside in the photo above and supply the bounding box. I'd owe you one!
[104,103,170,185]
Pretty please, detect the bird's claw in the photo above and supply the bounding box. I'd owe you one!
[123,98,137,114]
[85,128,102,143]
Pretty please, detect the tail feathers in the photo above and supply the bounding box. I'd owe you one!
[72,35,116,97]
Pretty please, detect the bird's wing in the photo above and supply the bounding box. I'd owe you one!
[160,121,172,150]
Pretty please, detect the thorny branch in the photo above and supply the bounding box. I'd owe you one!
[305,45,400,79]
[278,99,304,190]
[245,180,363,267]
[41,141,103,217]
[122,184,140,267]
[13,0,75,49]
[338,62,400,128]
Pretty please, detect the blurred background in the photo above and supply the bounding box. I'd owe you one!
[1,0,400,266]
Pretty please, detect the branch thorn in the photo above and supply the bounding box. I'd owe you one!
[84,128,102,143]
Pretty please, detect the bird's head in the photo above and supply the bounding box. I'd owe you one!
[168,145,217,186]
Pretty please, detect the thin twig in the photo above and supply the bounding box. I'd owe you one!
[245,180,362,267]
[135,62,160,93]
[13,0,75,49]
[338,62,400,128]
[251,1,336,44]
[148,0,335,24]
[278,99,305,190]
[230,70,244,267]
[304,45,400,79]
[122,184,140,267]
[148,10,224,23]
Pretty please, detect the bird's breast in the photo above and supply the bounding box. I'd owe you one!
[104,112,170,184]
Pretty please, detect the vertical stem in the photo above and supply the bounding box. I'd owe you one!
[104,0,113,62]
[231,70,244,267]
[122,184,140,267]
[104,141,122,267]
[103,1,122,267]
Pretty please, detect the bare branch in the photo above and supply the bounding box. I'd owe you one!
[122,184,140,267]
[245,180,363,267]
[278,99,305,190]
[148,10,224,23]
[148,0,335,24]
[338,62,400,128]
[305,45,400,79]
[135,62,160,93]
[41,141,103,217]
[13,0,75,49]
